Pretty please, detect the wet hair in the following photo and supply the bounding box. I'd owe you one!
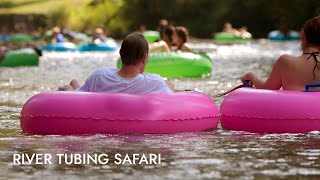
[302,16,320,47]
[163,26,174,42]
[174,26,189,43]
[120,33,149,66]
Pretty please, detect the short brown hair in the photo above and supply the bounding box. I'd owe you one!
[164,26,174,42]
[175,26,189,43]
[120,33,149,65]
[302,16,320,46]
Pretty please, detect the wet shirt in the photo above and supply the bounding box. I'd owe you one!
[76,68,173,94]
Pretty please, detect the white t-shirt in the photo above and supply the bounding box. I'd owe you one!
[76,68,173,94]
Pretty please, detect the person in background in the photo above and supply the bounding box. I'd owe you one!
[137,24,147,33]
[279,23,290,37]
[92,27,107,44]
[58,33,175,93]
[241,16,320,91]
[51,27,64,43]
[157,19,169,39]
[223,22,241,36]
[238,26,252,38]
[0,26,10,42]
[0,46,7,63]
[149,25,174,52]
[171,26,192,52]
[278,16,290,36]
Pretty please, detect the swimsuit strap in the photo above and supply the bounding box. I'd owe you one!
[303,51,320,80]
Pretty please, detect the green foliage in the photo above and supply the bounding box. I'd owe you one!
[68,0,126,36]
[47,4,70,28]
[2,0,320,38]
[113,0,320,38]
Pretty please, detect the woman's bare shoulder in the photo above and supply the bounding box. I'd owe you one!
[276,54,300,65]
[279,54,297,60]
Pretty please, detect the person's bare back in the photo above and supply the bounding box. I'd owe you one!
[241,16,320,91]
[279,52,320,90]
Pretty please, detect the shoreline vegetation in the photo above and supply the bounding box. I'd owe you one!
[0,0,319,38]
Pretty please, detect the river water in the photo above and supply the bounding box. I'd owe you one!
[1,40,320,179]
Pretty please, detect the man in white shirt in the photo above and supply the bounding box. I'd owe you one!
[59,33,174,94]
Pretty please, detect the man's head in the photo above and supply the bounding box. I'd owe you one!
[95,27,104,35]
[52,27,61,34]
[172,26,189,45]
[120,33,149,72]
[162,26,174,43]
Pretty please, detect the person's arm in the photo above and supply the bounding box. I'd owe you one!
[58,70,101,92]
[51,37,56,43]
[58,79,82,91]
[241,72,265,88]
[241,56,285,90]
[165,80,190,92]
[165,80,176,92]
[149,41,170,52]
[180,44,192,52]
[102,35,107,42]
[70,79,81,89]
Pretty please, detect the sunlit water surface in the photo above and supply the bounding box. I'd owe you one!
[1,39,320,179]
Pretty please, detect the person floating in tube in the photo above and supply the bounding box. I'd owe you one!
[241,16,320,91]
[92,27,107,44]
[150,26,192,53]
[59,33,175,93]
[51,27,65,43]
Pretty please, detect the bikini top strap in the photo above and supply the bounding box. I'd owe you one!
[303,51,320,80]
[303,51,320,60]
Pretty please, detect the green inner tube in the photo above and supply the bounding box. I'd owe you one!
[117,52,212,78]
[0,48,39,67]
[10,34,34,42]
[214,32,251,43]
[143,31,160,43]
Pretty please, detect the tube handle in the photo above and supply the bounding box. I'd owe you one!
[243,80,253,87]
[305,83,320,92]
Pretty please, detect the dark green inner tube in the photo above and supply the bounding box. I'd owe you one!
[0,48,39,67]
[117,52,212,78]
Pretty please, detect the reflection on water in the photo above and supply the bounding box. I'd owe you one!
[1,40,320,179]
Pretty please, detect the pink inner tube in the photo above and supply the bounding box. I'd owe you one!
[20,91,219,135]
[220,88,320,133]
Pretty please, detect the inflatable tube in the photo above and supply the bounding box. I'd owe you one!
[78,40,118,51]
[143,31,160,43]
[41,42,77,51]
[20,91,219,134]
[0,35,11,42]
[214,32,252,44]
[220,88,320,133]
[118,52,212,78]
[10,34,34,42]
[73,33,92,44]
[0,48,39,67]
[268,30,300,41]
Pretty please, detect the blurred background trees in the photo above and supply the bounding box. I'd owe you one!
[1,0,320,38]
